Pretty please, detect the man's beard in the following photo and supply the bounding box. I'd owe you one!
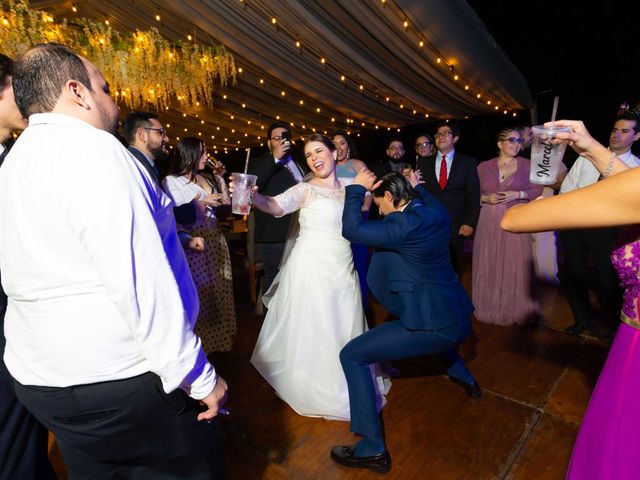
[99,108,118,135]
[149,144,168,161]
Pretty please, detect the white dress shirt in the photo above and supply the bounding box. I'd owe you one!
[0,113,216,399]
[274,154,304,182]
[560,149,640,193]
[434,150,455,179]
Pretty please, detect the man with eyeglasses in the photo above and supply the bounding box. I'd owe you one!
[374,138,409,178]
[558,110,640,341]
[124,111,170,185]
[417,121,480,274]
[516,124,533,158]
[247,121,307,294]
[414,133,435,162]
[124,111,200,245]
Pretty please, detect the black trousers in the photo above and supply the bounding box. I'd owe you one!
[449,236,464,275]
[256,242,285,293]
[14,372,226,480]
[1,278,55,480]
[559,228,622,329]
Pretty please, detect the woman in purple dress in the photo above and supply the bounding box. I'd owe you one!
[472,127,543,325]
[502,119,640,479]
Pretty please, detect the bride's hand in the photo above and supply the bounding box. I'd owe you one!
[228,178,258,199]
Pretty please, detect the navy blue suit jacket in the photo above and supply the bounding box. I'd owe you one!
[342,184,473,339]
[127,146,196,226]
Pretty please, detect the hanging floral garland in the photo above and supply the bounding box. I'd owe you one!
[0,0,236,110]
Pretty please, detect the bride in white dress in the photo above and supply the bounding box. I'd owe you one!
[244,134,389,421]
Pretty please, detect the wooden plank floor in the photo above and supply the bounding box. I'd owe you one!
[47,249,611,479]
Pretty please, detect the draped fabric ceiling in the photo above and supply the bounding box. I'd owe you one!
[29,0,532,152]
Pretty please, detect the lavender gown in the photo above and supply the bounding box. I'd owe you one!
[567,227,640,479]
[472,157,543,325]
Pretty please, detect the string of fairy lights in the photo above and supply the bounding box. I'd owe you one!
[15,0,522,158]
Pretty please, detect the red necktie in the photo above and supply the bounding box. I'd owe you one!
[439,155,448,189]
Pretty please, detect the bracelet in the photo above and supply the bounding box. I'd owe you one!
[603,151,616,179]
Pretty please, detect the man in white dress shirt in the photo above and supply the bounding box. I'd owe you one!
[0,44,227,478]
[559,111,640,340]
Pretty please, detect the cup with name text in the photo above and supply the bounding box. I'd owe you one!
[529,125,572,185]
[230,172,257,215]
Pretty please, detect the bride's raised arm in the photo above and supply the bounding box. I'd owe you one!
[229,180,308,218]
[250,190,285,217]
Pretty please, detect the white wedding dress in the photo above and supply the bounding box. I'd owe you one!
[250,181,389,421]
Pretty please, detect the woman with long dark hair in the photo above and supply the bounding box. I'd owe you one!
[163,137,236,353]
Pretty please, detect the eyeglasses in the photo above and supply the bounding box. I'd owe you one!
[434,131,453,139]
[270,135,290,141]
[415,142,432,148]
[144,127,166,136]
[502,137,523,145]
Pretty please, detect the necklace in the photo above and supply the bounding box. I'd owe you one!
[499,157,514,181]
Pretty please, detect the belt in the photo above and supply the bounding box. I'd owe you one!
[621,312,640,330]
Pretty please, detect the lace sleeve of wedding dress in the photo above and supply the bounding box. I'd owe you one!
[272,182,310,217]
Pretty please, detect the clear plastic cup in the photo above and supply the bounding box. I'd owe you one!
[230,172,257,215]
[529,125,572,185]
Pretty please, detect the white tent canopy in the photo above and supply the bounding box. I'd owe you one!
[30,0,532,149]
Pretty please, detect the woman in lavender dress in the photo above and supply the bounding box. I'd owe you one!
[472,127,543,325]
[502,119,640,479]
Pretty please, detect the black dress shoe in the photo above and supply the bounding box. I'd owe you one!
[330,444,391,473]
[450,377,482,398]
[564,321,593,335]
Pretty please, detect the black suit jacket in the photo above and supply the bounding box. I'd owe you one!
[127,146,196,226]
[417,152,480,238]
[247,154,307,243]
[373,158,414,179]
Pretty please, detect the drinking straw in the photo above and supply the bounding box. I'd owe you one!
[243,147,251,174]
[550,96,559,127]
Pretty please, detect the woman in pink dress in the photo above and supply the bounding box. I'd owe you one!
[502,119,640,479]
[472,127,543,325]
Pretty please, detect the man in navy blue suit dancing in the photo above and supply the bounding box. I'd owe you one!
[331,169,479,473]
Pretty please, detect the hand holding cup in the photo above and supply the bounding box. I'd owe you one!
[229,173,258,215]
[542,120,599,157]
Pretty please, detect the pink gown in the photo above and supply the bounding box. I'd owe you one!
[472,157,543,325]
[567,227,640,479]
